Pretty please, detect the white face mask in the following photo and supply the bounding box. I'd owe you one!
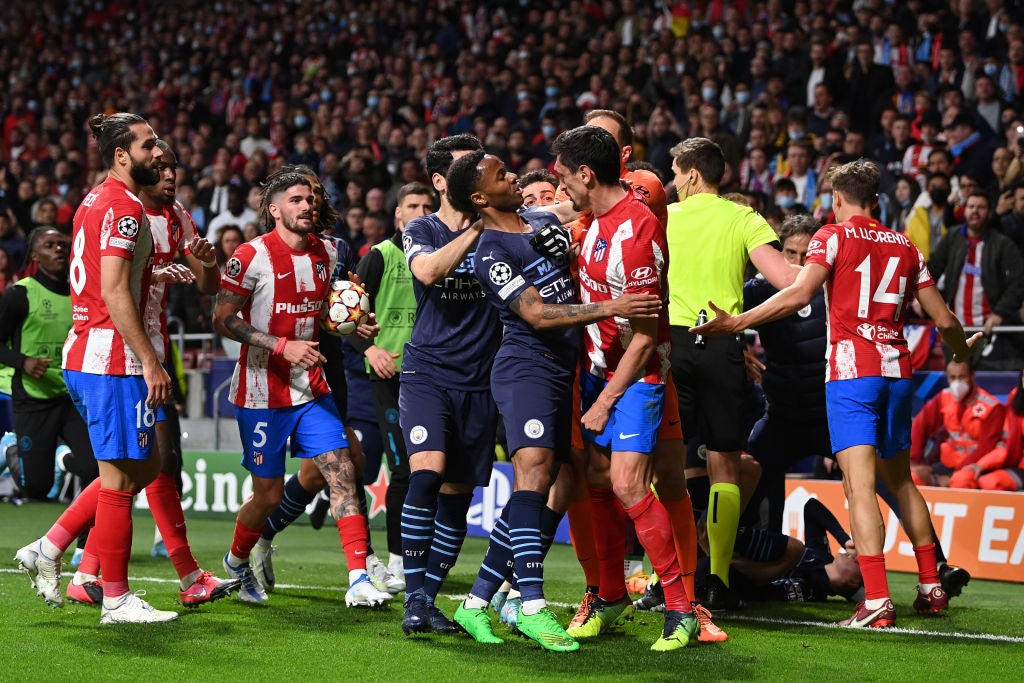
[948,379,970,401]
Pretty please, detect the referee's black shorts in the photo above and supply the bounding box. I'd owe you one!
[670,325,747,453]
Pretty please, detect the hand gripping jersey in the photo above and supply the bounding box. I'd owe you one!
[220,230,337,408]
[63,176,154,376]
[144,200,198,363]
[805,215,935,381]
[576,191,670,383]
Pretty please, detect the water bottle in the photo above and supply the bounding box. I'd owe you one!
[695,309,707,347]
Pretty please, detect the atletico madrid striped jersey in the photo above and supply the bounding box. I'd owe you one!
[144,201,198,363]
[805,216,935,381]
[63,176,154,376]
[576,191,670,384]
[220,230,337,409]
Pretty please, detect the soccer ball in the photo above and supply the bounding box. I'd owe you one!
[320,280,370,336]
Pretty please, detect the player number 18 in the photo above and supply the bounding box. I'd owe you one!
[854,255,908,321]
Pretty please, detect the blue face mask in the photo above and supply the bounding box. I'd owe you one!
[777,195,797,209]
[542,125,557,138]
[367,97,379,108]
[983,63,998,76]
[294,115,308,128]
[517,90,530,101]
[819,192,833,211]
[545,86,559,98]
[321,90,332,102]
[702,87,718,101]
[735,91,751,105]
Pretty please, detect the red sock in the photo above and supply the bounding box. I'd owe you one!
[46,478,101,552]
[913,543,940,585]
[230,519,264,561]
[567,497,601,588]
[145,472,199,580]
[662,495,697,604]
[858,553,889,601]
[589,487,627,602]
[625,491,690,611]
[95,488,134,598]
[337,515,369,572]
[79,532,100,577]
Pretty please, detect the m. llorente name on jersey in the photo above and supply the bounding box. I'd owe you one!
[436,254,485,301]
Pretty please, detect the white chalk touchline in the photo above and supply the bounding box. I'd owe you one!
[4,569,1020,643]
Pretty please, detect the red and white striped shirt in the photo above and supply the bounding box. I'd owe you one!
[577,191,670,384]
[220,230,337,409]
[805,217,935,381]
[952,237,990,327]
[63,176,154,376]
[145,201,198,362]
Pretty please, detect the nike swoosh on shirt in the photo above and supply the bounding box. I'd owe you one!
[277,272,291,279]
[619,432,640,439]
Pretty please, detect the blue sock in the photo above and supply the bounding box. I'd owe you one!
[422,492,473,600]
[262,475,316,540]
[508,490,547,604]
[469,505,513,602]
[400,470,443,596]
[510,506,562,592]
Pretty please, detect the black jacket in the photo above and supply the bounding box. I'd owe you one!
[929,225,1024,322]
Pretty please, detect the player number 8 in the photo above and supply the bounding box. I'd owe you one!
[70,228,87,295]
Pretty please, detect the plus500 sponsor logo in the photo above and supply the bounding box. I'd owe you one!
[274,300,323,315]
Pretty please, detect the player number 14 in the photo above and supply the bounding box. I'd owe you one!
[854,255,907,321]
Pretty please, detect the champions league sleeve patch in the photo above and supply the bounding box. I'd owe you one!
[225,257,242,279]
[117,216,140,238]
[488,261,512,285]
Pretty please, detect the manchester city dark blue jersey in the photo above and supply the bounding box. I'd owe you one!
[401,213,500,389]
[473,209,579,370]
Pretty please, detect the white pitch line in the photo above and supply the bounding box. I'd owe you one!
[5,569,1020,644]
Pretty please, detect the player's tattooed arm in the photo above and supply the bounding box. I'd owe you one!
[314,450,360,518]
[213,288,276,350]
[509,286,661,330]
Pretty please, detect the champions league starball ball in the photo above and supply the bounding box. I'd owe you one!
[319,280,370,336]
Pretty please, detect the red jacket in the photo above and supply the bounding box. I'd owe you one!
[911,386,1005,470]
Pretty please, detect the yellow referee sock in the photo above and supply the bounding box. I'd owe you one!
[707,483,741,586]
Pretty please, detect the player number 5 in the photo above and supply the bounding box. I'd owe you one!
[253,421,268,448]
[854,255,907,321]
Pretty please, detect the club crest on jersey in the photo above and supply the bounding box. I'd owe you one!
[117,216,140,238]
[137,430,150,448]
[170,219,182,243]
[315,262,327,281]
[253,450,264,466]
[524,419,544,439]
[593,237,608,263]
[489,261,513,285]
[409,426,428,445]
[797,304,812,318]
[225,257,242,279]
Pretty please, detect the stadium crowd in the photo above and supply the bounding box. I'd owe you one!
[1,0,1022,646]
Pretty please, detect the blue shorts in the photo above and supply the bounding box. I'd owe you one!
[63,370,166,462]
[492,356,573,461]
[399,377,496,486]
[826,377,912,459]
[580,372,664,454]
[235,394,347,478]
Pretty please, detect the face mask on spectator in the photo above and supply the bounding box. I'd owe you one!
[321,90,332,101]
[819,192,833,211]
[542,124,557,138]
[660,64,671,74]
[545,86,559,98]
[517,90,529,101]
[929,188,948,206]
[735,91,751,105]
[777,195,797,209]
[367,96,379,108]
[712,25,725,39]
[948,379,970,401]
[294,115,308,128]
[983,63,998,76]
[788,128,805,140]
[702,87,718,101]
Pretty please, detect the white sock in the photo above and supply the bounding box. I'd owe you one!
[464,595,488,610]
[497,580,512,593]
[349,569,367,585]
[102,591,130,609]
[520,598,546,616]
[153,527,163,544]
[507,588,521,600]
[919,582,940,594]
[388,554,404,573]
[254,537,272,552]
[864,597,890,610]
[181,569,202,590]
[625,559,644,578]
[39,537,62,560]
[73,571,97,585]
[226,551,247,567]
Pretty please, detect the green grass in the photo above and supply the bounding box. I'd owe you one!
[1,500,1021,682]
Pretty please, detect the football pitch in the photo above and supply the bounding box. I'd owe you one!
[1,498,1021,682]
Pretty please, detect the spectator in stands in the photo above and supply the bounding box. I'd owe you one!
[997,182,1024,252]
[846,41,895,138]
[944,112,995,189]
[929,191,1024,369]
[906,172,954,260]
[910,360,1006,489]
[891,175,922,234]
[775,141,816,207]
[960,369,1024,492]
[0,210,26,274]
[213,225,245,271]
[206,185,257,246]
[199,164,234,221]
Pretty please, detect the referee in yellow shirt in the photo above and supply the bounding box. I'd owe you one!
[665,138,800,609]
